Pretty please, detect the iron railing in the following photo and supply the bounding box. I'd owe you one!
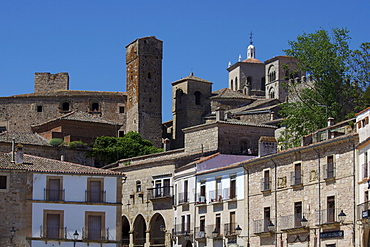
[224,223,237,236]
[44,189,65,201]
[253,218,274,234]
[280,213,307,229]
[85,190,106,202]
[260,177,271,192]
[290,171,302,186]
[323,163,336,179]
[147,186,173,200]
[315,208,340,225]
[40,225,66,239]
[195,193,207,204]
[178,192,190,204]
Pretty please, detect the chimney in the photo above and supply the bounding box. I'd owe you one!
[270,111,275,121]
[258,136,277,157]
[163,138,170,152]
[215,108,225,121]
[15,144,24,165]
[327,117,334,127]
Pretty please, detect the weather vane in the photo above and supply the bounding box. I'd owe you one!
[249,31,253,45]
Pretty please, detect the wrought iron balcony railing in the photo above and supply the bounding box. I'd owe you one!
[147,186,173,200]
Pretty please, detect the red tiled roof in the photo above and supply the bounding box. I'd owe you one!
[0,153,124,176]
[242,58,262,64]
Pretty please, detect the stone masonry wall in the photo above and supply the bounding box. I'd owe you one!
[34,72,69,93]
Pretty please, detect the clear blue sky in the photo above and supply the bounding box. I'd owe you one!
[1,0,369,122]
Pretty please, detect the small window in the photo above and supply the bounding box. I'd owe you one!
[149,98,152,103]
[37,105,43,112]
[118,131,125,137]
[194,91,202,105]
[136,181,141,192]
[119,106,125,113]
[0,175,7,190]
[61,102,70,111]
[148,72,151,79]
[230,175,236,199]
[247,76,252,85]
[0,127,6,133]
[91,103,99,112]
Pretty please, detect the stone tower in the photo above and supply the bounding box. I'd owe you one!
[125,36,163,148]
[171,73,212,149]
[265,56,299,102]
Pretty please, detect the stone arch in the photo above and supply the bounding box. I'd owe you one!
[149,213,165,246]
[268,65,276,82]
[122,215,130,246]
[133,214,147,246]
[182,240,193,247]
[268,87,275,99]
[176,89,184,106]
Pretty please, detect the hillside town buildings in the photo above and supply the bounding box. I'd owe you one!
[0,35,368,247]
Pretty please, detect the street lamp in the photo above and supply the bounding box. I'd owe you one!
[212,228,219,238]
[73,230,79,247]
[184,232,190,241]
[160,225,166,232]
[338,210,346,224]
[301,216,308,227]
[235,225,242,236]
[10,227,16,243]
[267,222,275,232]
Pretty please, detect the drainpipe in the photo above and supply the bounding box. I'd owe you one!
[193,171,197,247]
[313,147,321,247]
[270,157,278,247]
[348,136,356,247]
[11,138,15,163]
[242,165,250,247]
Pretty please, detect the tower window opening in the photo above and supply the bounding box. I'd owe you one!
[61,102,70,111]
[194,91,202,105]
[148,72,151,79]
[91,103,99,112]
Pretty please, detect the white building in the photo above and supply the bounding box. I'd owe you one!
[0,145,124,247]
[356,107,370,246]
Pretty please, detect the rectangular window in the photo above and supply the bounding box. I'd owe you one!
[200,216,205,232]
[186,214,191,233]
[365,152,369,179]
[291,163,302,185]
[37,105,43,112]
[216,178,222,200]
[326,155,335,179]
[215,214,221,237]
[230,212,236,235]
[0,175,7,190]
[294,202,302,227]
[46,176,63,201]
[327,196,335,223]
[119,106,125,113]
[43,210,64,239]
[155,180,162,197]
[163,179,170,197]
[264,207,271,232]
[230,175,236,199]
[262,170,270,191]
[181,215,186,234]
[87,178,104,202]
[200,180,206,197]
[184,180,188,203]
[85,212,105,240]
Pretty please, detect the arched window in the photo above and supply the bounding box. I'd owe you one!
[62,102,70,111]
[269,88,275,99]
[194,91,202,105]
[268,65,276,82]
[176,89,184,105]
[91,102,99,112]
[235,77,238,90]
[136,181,141,192]
[247,76,252,85]
[230,79,233,90]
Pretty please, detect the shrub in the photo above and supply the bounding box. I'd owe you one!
[49,138,65,147]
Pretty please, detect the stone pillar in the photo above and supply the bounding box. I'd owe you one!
[145,230,150,247]
[129,231,134,247]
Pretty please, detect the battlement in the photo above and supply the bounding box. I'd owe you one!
[34,72,69,93]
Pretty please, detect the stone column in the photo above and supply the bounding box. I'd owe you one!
[129,231,134,247]
[145,230,150,247]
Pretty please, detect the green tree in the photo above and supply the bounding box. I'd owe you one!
[89,131,162,166]
[279,28,368,148]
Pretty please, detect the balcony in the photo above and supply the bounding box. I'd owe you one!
[260,177,271,192]
[147,186,173,200]
[209,190,223,203]
[253,218,274,237]
[223,187,237,200]
[224,223,237,237]
[290,171,302,187]
[195,193,207,205]
[44,189,65,201]
[357,200,370,221]
[323,163,336,180]
[315,208,341,229]
[207,224,222,238]
[280,214,309,234]
[85,190,106,203]
[178,192,190,204]
[174,224,192,236]
[82,227,111,241]
[40,225,66,239]
[194,227,206,240]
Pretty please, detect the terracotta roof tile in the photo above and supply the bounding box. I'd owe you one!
[210,88,252,99]
[2,90,126,98]
[0,153,124,176]
[0,132,50,146]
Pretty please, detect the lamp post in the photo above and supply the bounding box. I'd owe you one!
[338,210,346,224]
[73,230,79,247]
